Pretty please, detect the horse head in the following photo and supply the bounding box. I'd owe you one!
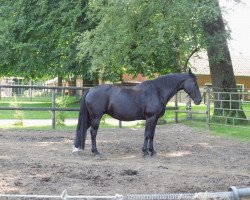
[183,69,202,105]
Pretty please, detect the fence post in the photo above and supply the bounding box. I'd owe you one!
[119,120,122,128]
[52,89,56,129]
[206,87,210,131]
[186,96,192,120]
[175,93,178,123]
[29,80,33,101]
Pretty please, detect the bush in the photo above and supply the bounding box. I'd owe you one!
[55,95,69,126]
[9,94,24,125]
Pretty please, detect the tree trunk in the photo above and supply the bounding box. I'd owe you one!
[202,0,246,124]
[57,76,63,95]
[68,78,76,95]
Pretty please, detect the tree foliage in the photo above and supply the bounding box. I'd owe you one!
[0,0,239,85]
[77,0,217,81]
[0,0,91,79]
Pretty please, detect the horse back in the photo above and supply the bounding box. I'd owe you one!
[85,84,164,121]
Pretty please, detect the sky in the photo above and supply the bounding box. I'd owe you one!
[220,0,250,57]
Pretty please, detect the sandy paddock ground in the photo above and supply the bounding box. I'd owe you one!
[0,124,249,196]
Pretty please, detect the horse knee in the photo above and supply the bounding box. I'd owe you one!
[91,119,100,130]
[90,127,98,138]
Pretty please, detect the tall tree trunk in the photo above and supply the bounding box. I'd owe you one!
[202,0,246,123]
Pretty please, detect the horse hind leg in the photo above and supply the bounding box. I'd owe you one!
[90,117,101,158]
[143,116,158,157]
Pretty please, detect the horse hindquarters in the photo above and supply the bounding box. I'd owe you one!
[74,90,91,150]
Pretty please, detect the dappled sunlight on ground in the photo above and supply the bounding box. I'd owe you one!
[159,151,191,158]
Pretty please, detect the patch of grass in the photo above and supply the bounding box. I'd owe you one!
[0,96,80,119]
[184,121,250,142]
[165,103,250,142]
[210,124,250,142]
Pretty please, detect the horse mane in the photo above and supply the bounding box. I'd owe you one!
[139,73,190,90]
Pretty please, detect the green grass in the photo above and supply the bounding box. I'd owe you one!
[164,102,250,142]
[0,96,80,119]
[210,124,250,141]
[184,120,250,142]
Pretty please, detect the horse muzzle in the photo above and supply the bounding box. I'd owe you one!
[194,98,202,105]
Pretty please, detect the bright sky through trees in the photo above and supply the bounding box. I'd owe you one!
[220,0,250,56]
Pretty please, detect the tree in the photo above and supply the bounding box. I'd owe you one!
[0,0,246,122]
[77,0,204,82]
[201,0,246,122]
[0,0,53,78]
[77,0,246,121]
[0,0,93,84]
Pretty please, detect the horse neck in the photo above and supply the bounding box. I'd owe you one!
[153,74,188,103]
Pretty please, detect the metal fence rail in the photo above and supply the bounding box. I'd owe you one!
[170,88,250,130]
[210,89,250,127]
[0,186,249,200]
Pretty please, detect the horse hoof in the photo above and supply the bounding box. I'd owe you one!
[72,147,84,156]
[94,153,102,159]
[143,151,150,159]
[151,151,157,157]
[94,153,107,160]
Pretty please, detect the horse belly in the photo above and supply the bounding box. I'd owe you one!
[107,99,144,121]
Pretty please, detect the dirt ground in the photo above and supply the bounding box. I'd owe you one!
[0,124,249,196]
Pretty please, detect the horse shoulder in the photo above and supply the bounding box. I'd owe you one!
[142,86,166,117]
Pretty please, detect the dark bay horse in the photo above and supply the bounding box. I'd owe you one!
[73,69,202,157]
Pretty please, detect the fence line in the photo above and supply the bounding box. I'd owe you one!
[0,107,79,111]
[209,89,250,127]
[0,85,89,129]
[0,186,250,200]
[0,85,249,129]
[0,84,92,90]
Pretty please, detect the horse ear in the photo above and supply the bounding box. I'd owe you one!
[188,68,192,74]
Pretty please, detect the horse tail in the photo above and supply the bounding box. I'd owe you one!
[74,89,91,149]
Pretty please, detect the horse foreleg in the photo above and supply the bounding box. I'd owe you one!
[142,138,149,157]
[148,137,157,156]
[142,116,157,157]
[90,118,101,158]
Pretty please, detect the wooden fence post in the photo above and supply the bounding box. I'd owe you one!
[52,89,56,129]
[186,96,192,120]
[29,80,33,101]
[206,87,211,131]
